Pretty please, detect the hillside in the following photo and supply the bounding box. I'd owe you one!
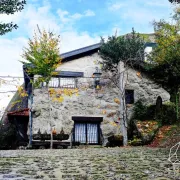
[148,123,180,148]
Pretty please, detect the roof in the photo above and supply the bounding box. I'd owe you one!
[1,88,28,122]
[7,108,29,117]
[61,43,101,62]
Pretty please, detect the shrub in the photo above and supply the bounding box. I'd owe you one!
[132,100,148,120]
[159,102,177,125]
[0,123,17,149]
[128,136,142,146]
[132,100,177,125]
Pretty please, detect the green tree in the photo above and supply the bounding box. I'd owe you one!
[0,0,26,35]
[99,29,145,146]
[100,30,145,72]
[146,7,180,119]
[22,28,61,85]
[21,27,62,149]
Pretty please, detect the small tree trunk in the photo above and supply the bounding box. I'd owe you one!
[47,85,53,149]
[119,62,128,146]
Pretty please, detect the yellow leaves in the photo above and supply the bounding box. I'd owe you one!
[96,85,100,90]
[109,121,118,126]
[49,88,79,103]
[49,88,56,97]
[102,110,106,114]
[17,86,28,97]
[93,60,97,64]
[64,88,72,96]
[52,96,64,103]
[51,72,58,76]
[136,71,141,78]
[114,98,120,104]
[11,100,21,108]
[80,86,88,91]
[136,120,158,134]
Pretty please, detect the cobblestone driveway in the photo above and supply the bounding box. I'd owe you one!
[0,147,178,180]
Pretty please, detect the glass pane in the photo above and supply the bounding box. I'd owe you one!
[87,124,98,144]
[74,123,86,143]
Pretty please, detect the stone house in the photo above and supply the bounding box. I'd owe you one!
[23,43,170,145]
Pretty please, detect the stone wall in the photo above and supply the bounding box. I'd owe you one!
[31,52,170,143]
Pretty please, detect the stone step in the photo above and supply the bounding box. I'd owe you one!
[78,145,103,148]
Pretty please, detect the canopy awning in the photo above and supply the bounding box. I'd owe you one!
[72,116,103,123]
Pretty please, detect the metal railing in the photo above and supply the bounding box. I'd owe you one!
[41,77,77,88]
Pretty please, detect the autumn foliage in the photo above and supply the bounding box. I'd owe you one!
[21,28,61,86]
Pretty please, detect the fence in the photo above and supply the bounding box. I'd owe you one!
[41,77,78,89]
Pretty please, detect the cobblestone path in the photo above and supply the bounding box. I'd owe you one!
[0,147,179,180]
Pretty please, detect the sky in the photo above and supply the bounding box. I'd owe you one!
[0,0,176,114]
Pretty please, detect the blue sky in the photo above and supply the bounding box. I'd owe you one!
[0,0,174,76]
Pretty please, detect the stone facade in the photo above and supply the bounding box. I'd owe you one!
[31,52,170,144]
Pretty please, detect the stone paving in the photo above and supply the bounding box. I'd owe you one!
[0,147,179,180]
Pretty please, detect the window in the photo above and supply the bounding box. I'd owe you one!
[72,116,103,145]
[74,123,99,144]
[125,89,134,104]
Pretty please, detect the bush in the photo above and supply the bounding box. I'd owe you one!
[0,123,17,149]
[132,100,177,125]
[159,102,177,125]
[128,136,142,146]
[132,100,148,120]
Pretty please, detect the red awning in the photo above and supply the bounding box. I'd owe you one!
[7,108,29,117]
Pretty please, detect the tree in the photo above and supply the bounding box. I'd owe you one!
[21,27,62,148]
[99,29,145,146]
[0,0,26,35]
[169,0,180,3]
[146,7,180,119]
[22,28,61,85]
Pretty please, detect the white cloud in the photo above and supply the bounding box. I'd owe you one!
[107,0,172,30]
[57,8,95,25]
[0,37,27,75]
[57,9,70,23]
[60,31,100,53]
[108,2,124,11]
[84,10,95,17]
[25,5,61,35]
[145,0,170,7]
[71,13,83,20]
[122,8,157,24]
